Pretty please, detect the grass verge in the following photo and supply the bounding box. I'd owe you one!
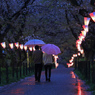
[74,69,95,95]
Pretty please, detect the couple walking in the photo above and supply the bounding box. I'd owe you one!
[32,45,53,82]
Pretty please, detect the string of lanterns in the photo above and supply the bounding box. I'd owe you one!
[1,11,95,68]
[0,42,35,51]
[67,11,95,67]
[0,42,59,67]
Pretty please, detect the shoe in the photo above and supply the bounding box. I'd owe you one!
[46,78,48,81]
[35,79,38,82]
[38,80,40,82]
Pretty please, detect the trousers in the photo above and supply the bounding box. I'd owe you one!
[35,64,42,81]
[44,64,52,80]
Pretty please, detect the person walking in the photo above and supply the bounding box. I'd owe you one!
[43,52,53,82]
[32,45,43,82]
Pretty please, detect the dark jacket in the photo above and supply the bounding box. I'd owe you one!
[32,50,43,64]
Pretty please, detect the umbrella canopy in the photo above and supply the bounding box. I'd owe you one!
[24,39,45,47]
[41,44,61,55]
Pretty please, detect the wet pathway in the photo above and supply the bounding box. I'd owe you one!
[0,64,92,95]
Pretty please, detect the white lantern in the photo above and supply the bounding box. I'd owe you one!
[84,17,90,25]
[24,46,27,51]
[29,47,32,51]
[9,43,14,49]
[1,42,6,48]
[15,42,19,48]
[89,12,95,22]
[20,44,23,50]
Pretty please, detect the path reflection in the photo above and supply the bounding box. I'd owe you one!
[70,71,76,79]
[70,71,88,95]
[21,78,36,85]
[9,78,42,95]
[11,88,24,94]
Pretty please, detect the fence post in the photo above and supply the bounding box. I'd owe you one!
[77,56,79,70]
[0,45,2,84]
[20,62,21,77]
[85,61,87,79]
[12,62,14,78]
[92,56,94,83]
[29,62,30,74]
[0,64,1,84]
[26,62,27,75]
[75,61,77,70]
[88,61,90,82]
[16,66,18,80]
[78,61,80,71]
[6,62,9,83]
[23,63,25,76]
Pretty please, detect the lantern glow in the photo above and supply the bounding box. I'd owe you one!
[82,25,89,32]
[81,30,86,37]
[33,47,35,51]
[68,10,95,68]
[73,54,77,57]
[15,42,19,48]
[1,42,6,48]
[80,49,84,54]
[29,47,32,51]
[54,55,59,68]
[20,44,23,50]
[84,17,90,25]
[78,36,85,41]
[9,43,14,49]
[76,40,82,45]
[89,12,95,22]
[69,59,73,63]
[24,46,27,51]
[78,53,81,56]
[67,62,74,68]
[71,56,74,60]
[76,44,81,51]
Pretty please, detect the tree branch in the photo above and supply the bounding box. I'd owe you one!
[11,0,36,20]
[69,0,83,6]
[90,0,95,6]
[65,10,78,40]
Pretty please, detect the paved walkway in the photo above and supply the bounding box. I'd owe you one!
[0,64,92,95]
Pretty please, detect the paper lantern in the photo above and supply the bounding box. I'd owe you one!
[78,53,81,56]
[9,43,14,49]
[33,47,35,51]
[78,35,85,41]
[20,44,23,50]
[73,54,77,57]
[81,30,87,37]
[29,47,32,51]
[1,42,6,48]
[82,25,89,32]
[84,17,90,25]
[76,40,82,45]
[89,12,95,22]
[24,46,27,51]
[69,59,73,63]
[15,42,19,48]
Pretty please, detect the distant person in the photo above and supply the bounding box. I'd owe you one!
[32,45,43,82]
[43,53,53,82]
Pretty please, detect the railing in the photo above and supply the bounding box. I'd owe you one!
[0,61,56,85]
[0,62,34,85]
[0,45,56,86]
[75,61,95,83]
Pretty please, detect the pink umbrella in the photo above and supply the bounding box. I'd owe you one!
[41,44,61,55]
